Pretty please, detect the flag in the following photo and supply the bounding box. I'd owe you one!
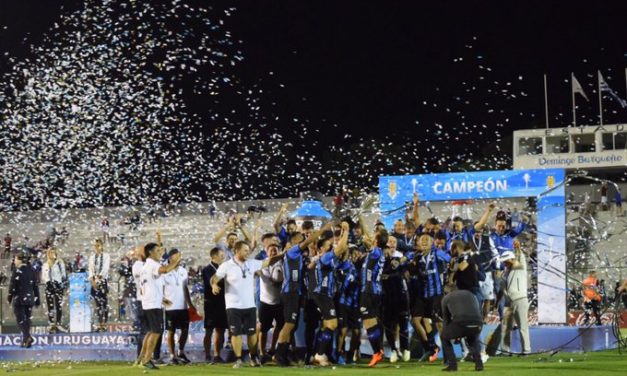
[598,71,627,108]
[572,74,590,101]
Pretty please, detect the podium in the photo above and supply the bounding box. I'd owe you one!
[69,272,92,333]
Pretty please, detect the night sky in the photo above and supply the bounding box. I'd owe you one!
[1,1,627,207]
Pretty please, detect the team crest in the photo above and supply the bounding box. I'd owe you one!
[388,180,398,199]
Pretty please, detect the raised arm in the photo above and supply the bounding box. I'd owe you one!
[158,252,180,275]
[412,193,420,226]
[301,221,334,249]
[238,217,254,247]
[474,202,495,231]
[213,219,233,244]
[334,222,350,258]
[274,203,288,234]
[261,252,285,269]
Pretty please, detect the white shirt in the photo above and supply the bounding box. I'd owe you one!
[259,262,283,305]
[140,258,164,310]
[163,266,188,311]
[88,252,110,280]
[41,260,67,284]
[215,258,263,309]
[132,260,145,300]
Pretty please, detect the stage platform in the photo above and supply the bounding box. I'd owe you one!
[0,325,619,362]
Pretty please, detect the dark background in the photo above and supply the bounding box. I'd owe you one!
[1,1,627,206]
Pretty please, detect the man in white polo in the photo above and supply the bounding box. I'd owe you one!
[210,240,283,369]
[136,242,181,370]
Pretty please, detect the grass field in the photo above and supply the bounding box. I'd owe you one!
[2,351,626,376]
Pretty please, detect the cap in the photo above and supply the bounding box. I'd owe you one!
[499,251,515,263]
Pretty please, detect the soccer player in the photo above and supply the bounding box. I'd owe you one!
[416,232,451,362]
[274,222,334,367]
[210,240,283,368]
[214,216,253,260]
[273,203,298,247]
[359,229,388,367]
[337,246,363,365]
[382,236,411,363]
[136,243,181,369]
[202,247,228,364]
[446,203,494,251]
[311,222,349,366]
[163,249,195,364]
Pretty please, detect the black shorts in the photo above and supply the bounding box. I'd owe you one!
[165,309,190,331]
[312,294,337,321]
[339,304,361,330]
[204,301,228,329]
[226,308,257,336]
[144,308,164,334]
[412,295,443,320]
[281,293,300,324]
[259,302,285,332]
[304,299,321,324]
[359,293,381,320]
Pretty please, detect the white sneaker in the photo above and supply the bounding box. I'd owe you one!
[390,350,398,363]
[313,354,331,367]
[402,349,411,362]
[481,353,489,364]
[353,351,360,363]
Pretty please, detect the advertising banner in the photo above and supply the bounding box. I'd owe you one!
[69,272,92,333]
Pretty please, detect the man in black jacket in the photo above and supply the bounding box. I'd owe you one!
[7,251,40,348]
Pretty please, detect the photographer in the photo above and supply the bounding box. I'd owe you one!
[41,248,67,333]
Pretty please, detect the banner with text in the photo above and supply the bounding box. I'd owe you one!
[379,169,567,324]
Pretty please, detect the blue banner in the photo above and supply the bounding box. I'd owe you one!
[69,272,92,332]
[379,168,567,324]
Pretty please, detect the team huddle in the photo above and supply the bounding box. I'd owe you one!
[132,194,531,371]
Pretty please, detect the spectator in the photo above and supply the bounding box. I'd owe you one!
[42,248,67,333]
[582,270,602,325]
[101,218,111,243]
[4,233,12,258]
[600,182,609,210]
[88,239,111,332]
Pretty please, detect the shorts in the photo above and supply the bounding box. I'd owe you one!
[226,308,257,336]
[304,299,321,324]
[339,304,361,330]
[259,301,285,332]
[204,301,228,329]
[281,292,300,324]
[312,294,337,321]
[144,308,164,334]
[412,295,443,320]
[165,309,190,331]
[359,293,381,320]
[479,273,495,300]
